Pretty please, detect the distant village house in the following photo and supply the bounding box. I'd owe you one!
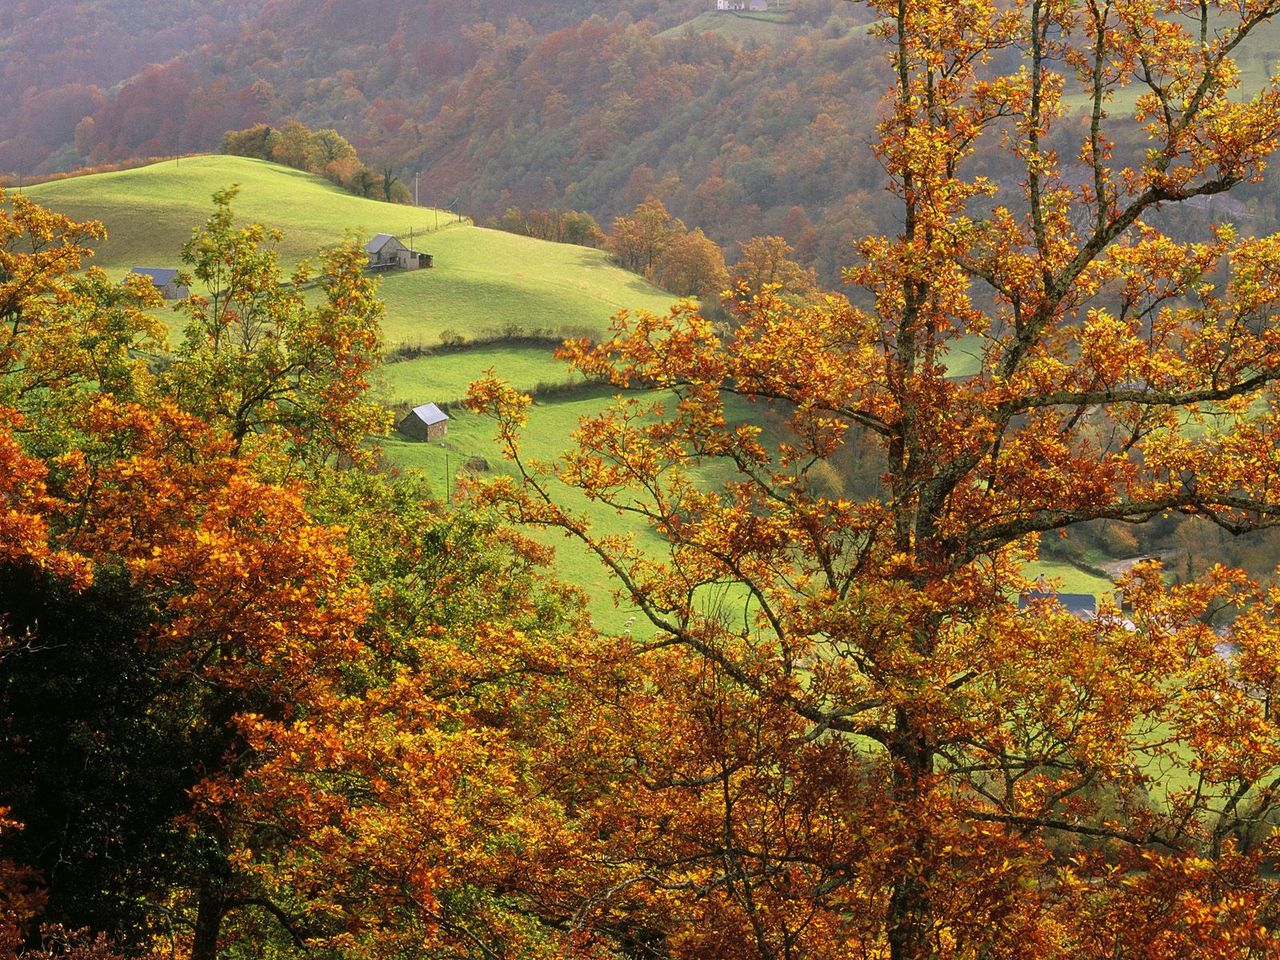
[398,402,450,441]
[129,267,188,299]
[366,233,433,271]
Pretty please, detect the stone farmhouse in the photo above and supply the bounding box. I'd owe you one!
[366,233,433,271]
[398,402,450,442]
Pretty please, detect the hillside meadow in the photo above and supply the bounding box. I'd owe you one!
[22,155,676,349]
[19,155,1112,629]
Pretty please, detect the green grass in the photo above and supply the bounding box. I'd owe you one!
[26,154,1121,620]
[659,10,803,42]
[382,386,783,632]
[382,387,667,632]
[943,333,985,379]
[377,345,582,407]
[22,155,677,349]
[1023,556,1114,598]
[374,227,675,349]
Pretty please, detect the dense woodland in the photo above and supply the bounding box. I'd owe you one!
[15,0,1280,958]
[9,1,1277,285]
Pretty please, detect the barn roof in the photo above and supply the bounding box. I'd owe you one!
[1017,591,1098,618]
[366,233,397,254]
[410,402,449,426]
[130,267,180,284]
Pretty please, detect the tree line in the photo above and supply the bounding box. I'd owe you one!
[221,121,410,202]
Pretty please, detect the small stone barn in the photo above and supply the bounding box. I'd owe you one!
[398,402,450,441]
[366,233,433,271]
[129,267,188,299]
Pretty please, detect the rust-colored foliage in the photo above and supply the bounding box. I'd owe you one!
[0,188,374,959]
[469,1,1280,956]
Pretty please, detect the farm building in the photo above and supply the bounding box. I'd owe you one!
[366,233,433,271]
[398,402,450,441]
[129,267,188,299]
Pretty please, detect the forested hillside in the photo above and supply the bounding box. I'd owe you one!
[0,1,884,282]
[0,0,270,174]
[12,0,1280,282]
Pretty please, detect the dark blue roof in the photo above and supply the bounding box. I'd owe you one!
[1018,592,1098,616]
[130,267,180,284]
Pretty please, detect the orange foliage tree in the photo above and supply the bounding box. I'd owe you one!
[469,0,1280,956]
[730,234,820,303]
[0,190,375,959]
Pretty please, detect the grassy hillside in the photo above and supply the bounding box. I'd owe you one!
[22,155,677,348]
[658,9,802,42]
[378,346,583,409]
[20,155,1114,629]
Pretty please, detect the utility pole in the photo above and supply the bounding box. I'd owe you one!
[415,172,419,206]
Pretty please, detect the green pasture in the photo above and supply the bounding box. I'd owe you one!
[21,155,676,348]
[1024,555,1113,598]
[659,10,802,42]
[374,228,674,349]
[377,345,583,407]
[23,154,1122,623]
[382,387,668,632]
[382,386,781,631]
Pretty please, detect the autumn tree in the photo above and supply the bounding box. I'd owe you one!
[0,191,379,960]
[606,198,685,275]
[730,234,820,302]
[164,187,388,471]
[220,124,274,162]
[213,476,617,960]
[653,227,730,301]
[469,0,1280,956]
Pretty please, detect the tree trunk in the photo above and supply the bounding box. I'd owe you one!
[191,881,226,960]
[886,707,934,960]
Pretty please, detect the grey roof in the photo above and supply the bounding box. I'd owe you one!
[130,267,180,284]
[1018,592,1098,617]
[409,402,449,426]
[365,233,397,254]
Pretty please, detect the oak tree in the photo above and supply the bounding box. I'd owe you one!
[730,234,820,303]
[471,0,1280,956]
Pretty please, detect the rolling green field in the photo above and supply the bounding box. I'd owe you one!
[21,154,1119,629]
[22,155,676,349]
[382,388,790,631]
[377,345,584,407]
[659,10,803,42]
[382,388,674,631]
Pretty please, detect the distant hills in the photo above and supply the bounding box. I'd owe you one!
[7,1,1280,286]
